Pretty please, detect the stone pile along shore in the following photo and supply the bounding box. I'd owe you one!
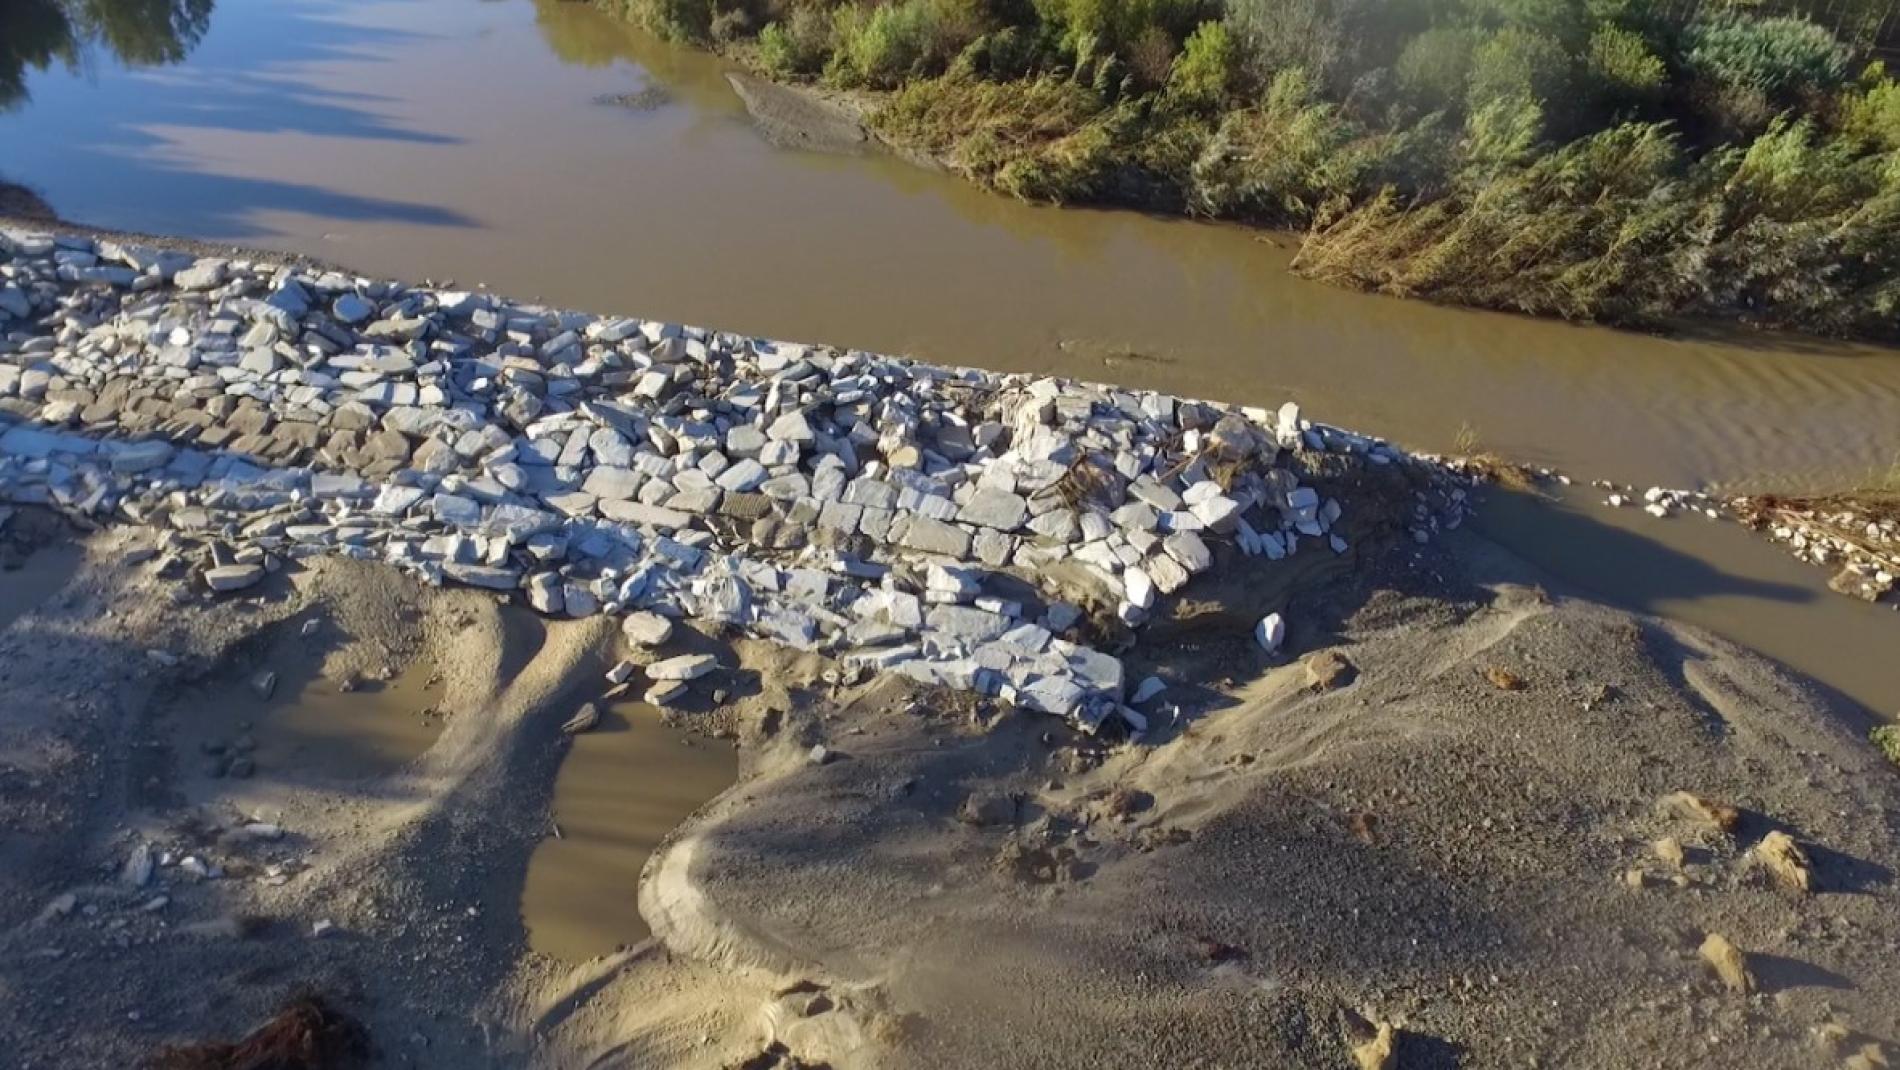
[1732,494,1899,604]
[0,228,1466,730]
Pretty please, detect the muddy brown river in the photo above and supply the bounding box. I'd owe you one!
[3,0,1897,959]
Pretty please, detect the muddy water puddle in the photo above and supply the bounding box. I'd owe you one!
[167,633,445,788]
[522,697,737,962]
[0,541,84,635]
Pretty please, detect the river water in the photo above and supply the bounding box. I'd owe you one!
[6,0,1900,492]
[3,0,1897,957]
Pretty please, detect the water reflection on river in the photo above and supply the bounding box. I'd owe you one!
[0,0,1894,714]
[0,0,213,111]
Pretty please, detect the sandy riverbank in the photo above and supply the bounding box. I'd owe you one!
[2,502,1897,1068]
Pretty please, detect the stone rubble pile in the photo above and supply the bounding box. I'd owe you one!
[0,229,1467,729]
[1732,495,1898,604]
[1589,473,1896,605]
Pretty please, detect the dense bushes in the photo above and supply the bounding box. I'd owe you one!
[1586,24,1664,109]
[1295,116,1900,336]
[759,6,834,76]
[597,0,1900,339]
[1686,13,1851,102]
[1190,68,1371,218]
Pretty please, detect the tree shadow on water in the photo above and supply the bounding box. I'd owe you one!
[4,0,481,236]
[1473,488,1812,612]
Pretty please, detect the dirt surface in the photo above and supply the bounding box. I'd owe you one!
[724,74,871,155]
[0,181,55,222]
[0,507,1896,1068]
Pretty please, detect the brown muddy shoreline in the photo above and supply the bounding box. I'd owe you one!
[0,180,352,276]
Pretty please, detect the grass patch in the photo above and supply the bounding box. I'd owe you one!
[874,74,1122,201]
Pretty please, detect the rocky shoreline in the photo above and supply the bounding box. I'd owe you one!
[0,226,1467,731]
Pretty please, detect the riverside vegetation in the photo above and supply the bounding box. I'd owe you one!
[592,0,1900,339]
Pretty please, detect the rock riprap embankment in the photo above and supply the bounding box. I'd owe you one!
[0,229,1465,730]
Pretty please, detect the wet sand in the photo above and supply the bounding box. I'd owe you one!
[3,502,1900,1069]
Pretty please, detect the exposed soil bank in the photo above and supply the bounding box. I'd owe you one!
[0,181,54,223]
[2,508,1897,1068]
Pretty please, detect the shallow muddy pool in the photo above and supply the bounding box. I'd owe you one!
[0,541,84,635]
[521,697,738,962]
[168,637,445,787]
[1475,490,1900,717]
[0,1,1893,711]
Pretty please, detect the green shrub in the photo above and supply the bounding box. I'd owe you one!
[632,0,716,43]
[1031,0,1207,59]
[1164,21,1233,110]
[828,0,988,89]
[1686,14,1850,102]
[1586,23,1665,104]
[1190,67,1372,222]
[1462,0,1587,43]
[1692,117,1900,335]
[1294,122,1696,323]
[1841,66,1900,152]
[1467,27,1571,115]
[1128,111,1215,187]
[1395,27,1481,114]
[1295,115,1900,338]
[760,7,835,77]
[1367,113,1460,196]
[1224,0,1343,88]
[1460,92,1543,182]
[953,26,1047,80]
[710,6,753,42]
[996,115,1122,199]
[873,73,1109,193]
[1874,725,1900,767]
[1126,25,1176,90]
